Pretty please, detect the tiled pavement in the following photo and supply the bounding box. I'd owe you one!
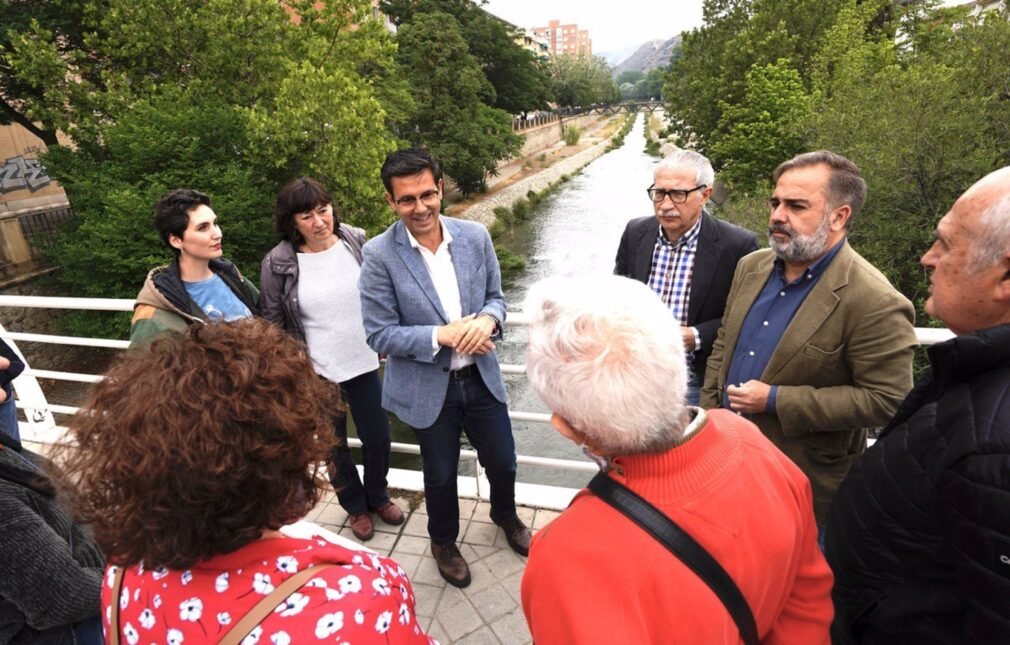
[305,491,561,644]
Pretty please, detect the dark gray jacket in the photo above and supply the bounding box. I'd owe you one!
[259,223,366,343]
[0,434,104,644]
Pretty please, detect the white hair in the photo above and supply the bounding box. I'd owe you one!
[524,275,689,455]
[970,191,1010,272]
[654,149,715,187]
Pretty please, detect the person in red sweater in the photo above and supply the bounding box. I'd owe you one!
[521,275,833,644]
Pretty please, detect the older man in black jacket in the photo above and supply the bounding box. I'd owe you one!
[614,150,757,404]
[825,166,1010,643]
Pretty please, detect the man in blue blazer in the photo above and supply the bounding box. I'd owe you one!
[615,150,758,404]
[359,148,530,588]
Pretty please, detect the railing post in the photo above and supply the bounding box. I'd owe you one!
[475,462,490,503]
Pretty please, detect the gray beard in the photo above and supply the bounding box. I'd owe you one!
[769,212,832,264]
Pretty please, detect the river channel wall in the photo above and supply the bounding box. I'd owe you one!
[460,115,625,228]
[516,113,600,158]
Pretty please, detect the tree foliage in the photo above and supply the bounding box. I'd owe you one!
[0,0,110,145]
[665,0,1010,318]
[393,11,521,195]
[549,54,618,107]
[380,0,552,113]
[618,67,666,101]
[5,0,401,337]
[709,59,812,192]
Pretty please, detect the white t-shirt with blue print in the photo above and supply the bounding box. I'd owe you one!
[183,274,251,322]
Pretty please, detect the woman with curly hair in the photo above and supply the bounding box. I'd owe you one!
[260,177,401,542]
[55,319,432,644]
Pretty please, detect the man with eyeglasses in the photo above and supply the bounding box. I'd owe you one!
[358,147,530,589]
[701,151,916,529]
[615,150,758,404]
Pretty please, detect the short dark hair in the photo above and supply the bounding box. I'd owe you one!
[153,189,212,257]
[381,147,442,196]
[275,177,340,244]
[54,319,339,569]
[773,151,867,223]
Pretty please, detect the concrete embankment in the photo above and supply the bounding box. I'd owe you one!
[451,115,630,228]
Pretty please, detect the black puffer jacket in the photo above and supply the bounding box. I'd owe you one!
[825,324,1010,644]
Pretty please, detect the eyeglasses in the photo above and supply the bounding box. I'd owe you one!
[647,184,707,204]
[393,189,441,208]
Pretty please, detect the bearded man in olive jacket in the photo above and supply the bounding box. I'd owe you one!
[701,151,916,525]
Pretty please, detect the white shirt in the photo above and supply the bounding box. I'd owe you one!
[296,242,378,383]
[404,220,474,370]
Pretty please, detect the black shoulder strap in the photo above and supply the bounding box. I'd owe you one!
[588,472,760,645]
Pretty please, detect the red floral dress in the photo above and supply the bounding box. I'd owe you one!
[102,530,435,644]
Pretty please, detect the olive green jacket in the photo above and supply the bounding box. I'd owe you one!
[129,258,259,348]
[701,242,916,524]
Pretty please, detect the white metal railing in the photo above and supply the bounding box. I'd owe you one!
[0,295,956,509]
[0,295,581,508]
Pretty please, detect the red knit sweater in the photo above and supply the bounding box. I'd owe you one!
[522,409,833,644]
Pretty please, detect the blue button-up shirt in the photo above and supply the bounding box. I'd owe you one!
[723,240,845,413]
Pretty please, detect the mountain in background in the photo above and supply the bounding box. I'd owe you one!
[599,44,641,67]
[612,35,681,77]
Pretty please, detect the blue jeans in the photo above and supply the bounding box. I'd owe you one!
[34,616,103,644]
[330,370,392,515]
[686,370,701,407]
[412,369,518,545]
[0,383,18,442]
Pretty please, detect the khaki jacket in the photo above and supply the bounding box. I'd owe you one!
[701,242,916,524]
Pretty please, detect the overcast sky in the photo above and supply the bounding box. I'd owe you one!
[482,0,705,58]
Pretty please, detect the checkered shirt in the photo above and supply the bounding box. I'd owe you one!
[647,217,703,327]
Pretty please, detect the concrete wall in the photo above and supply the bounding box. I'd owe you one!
[518,114,601,158]
[0,124,71,270]
[0,124,69,216]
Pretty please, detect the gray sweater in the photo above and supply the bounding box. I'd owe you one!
[0,438,104,644]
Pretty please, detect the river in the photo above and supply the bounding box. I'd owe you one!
[495,113,662,487]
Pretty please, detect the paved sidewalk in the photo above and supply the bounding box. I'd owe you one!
[306,492,560,644]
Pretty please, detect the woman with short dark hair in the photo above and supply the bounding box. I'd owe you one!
[260,177,401,542]
[55,319,431,644]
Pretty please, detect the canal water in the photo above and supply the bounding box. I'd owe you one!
[496,113,663,488]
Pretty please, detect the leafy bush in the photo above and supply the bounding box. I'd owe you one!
[562,124,582,145]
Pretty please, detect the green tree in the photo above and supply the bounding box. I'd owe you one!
[0,0,110,145]
[394,11,522,194]
[42,91,275,337]
[810,1,1010,313]
[549,54,618,107]
[10,0,402,337]
[381,0,552,113]
[709,59,812,192]
[641,67,667,100]
[664,0,852,151]
[616,70,645,85]
[664,0,751,147]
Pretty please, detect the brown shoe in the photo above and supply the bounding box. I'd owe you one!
[371,500,405,526]
[431,542,471,588]
[496,515,532,557]
[348,513,374,541]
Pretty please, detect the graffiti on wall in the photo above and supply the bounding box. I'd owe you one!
[0,156,51,194]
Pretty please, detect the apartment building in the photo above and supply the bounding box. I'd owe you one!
[532,20,592,57]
